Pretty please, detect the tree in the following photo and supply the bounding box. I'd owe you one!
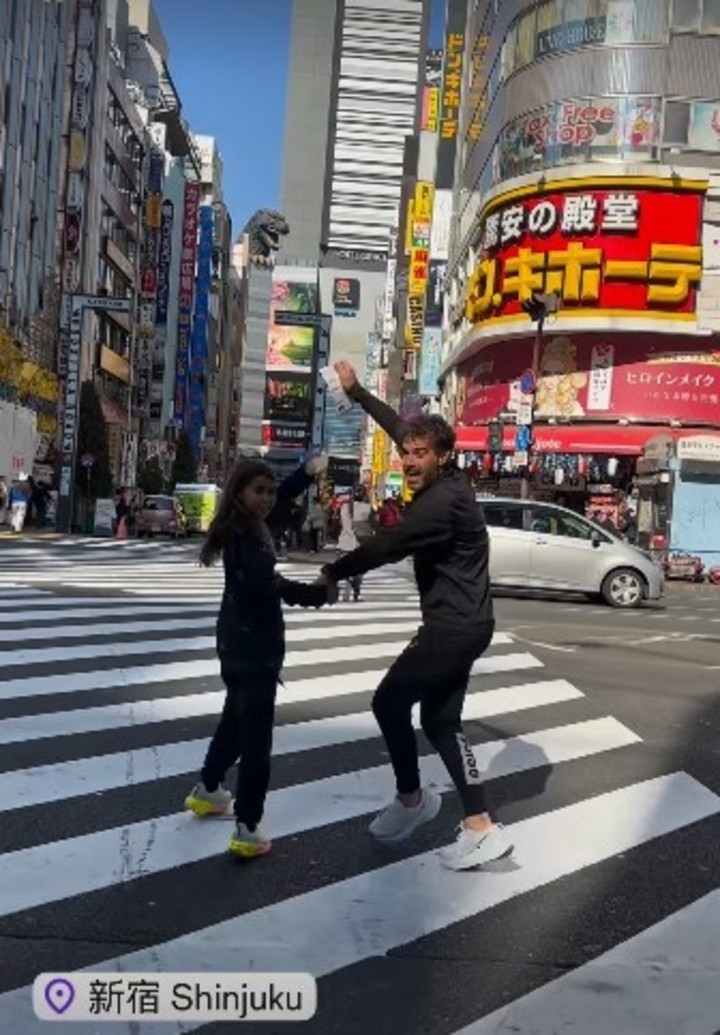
[136,456,165,495]
[171,429,197,488]
[75,381,113,498]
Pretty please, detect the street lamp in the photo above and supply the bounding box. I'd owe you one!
[519,291,559,499]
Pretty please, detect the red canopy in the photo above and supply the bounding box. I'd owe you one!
[454,423,720,456]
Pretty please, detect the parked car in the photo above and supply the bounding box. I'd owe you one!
[135,495,187,538]
[478,496,664,608]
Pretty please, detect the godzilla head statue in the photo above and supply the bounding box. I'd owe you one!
[241,208,289,264]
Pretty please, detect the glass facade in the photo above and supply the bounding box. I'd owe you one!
[460,0,720,210]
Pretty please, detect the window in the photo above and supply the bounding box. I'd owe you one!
[605,0,670,44]
[482,502,524,530]
[529,506,595,539]
[672,0,701,31]
[701,0,720,31]
[663,100,691,143]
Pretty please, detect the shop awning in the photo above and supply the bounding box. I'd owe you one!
[455,423,720,456]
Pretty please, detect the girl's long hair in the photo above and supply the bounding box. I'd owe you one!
[199,459,276,567]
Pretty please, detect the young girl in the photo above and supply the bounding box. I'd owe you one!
[184,457,331,858]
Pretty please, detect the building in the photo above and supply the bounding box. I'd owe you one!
[0,0,70,486]
[440,0,720,552]
[278,0,430,473]
[189,135,234,481]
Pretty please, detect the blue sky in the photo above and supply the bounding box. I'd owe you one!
[154,0,447,236]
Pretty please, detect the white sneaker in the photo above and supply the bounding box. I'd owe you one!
[438,823,514,870]
[184,782,233,817]
[368,788,442,843]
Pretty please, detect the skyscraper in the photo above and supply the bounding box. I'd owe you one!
[277,0,430,467]
[281,0,430,266]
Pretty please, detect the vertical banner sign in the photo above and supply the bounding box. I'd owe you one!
[155,201,174,325]
[59,1,95,373]
[436,0,467,189]
[382,227,398,343]
[188,205,214,455]
[407,181,434,349]
[173,181,200,427]
[419,327,442,395]
[56,296,131,533]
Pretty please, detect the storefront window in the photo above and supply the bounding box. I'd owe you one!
[503,0,671,83]
[497,94,661,182]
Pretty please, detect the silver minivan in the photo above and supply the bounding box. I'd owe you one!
[479,497,664,608]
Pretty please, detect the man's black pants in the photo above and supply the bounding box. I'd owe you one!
[201,662,278,829]
[372,621,495,816]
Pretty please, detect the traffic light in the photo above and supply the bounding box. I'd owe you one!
[488,420,503,454]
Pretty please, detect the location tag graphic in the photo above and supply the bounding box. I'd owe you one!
[44,978,75,1015]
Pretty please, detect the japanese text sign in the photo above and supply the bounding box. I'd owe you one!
[466,182,704,324]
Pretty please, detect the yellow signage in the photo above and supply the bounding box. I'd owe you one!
[466,241,703,323]
[425,87,440,132]
[414,181,435,221]
[440,33,465,140]
[372,429,387,475]
[406,294,426,349]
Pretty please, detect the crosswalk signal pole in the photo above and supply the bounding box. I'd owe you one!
[520,292,559,499]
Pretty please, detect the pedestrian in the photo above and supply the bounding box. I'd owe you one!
[8,480,28,533]
[317,361,513,871]
[337,497,362,601]
[185,456,335,858]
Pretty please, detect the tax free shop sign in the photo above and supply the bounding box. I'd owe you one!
[465,177,705,327]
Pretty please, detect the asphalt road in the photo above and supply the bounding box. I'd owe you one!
[0,537,717,1035]
[493,584,720,798]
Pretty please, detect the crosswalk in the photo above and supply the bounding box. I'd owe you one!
[0,541,717,1033]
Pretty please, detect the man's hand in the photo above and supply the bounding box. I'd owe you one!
[314,571,339,605]
[334,361,358,393]
[304,452,328,476]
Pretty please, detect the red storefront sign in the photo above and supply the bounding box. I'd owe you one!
[455,423,720,456]
[457,335,720,426]
[466,181,704,323]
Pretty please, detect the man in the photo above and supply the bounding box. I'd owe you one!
[318,362,513,871]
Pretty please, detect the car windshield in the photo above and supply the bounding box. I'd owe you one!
[143,497,172,511]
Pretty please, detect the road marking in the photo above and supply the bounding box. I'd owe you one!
[0,718,642,917]
[0,617,429,647]
[0,681,586,808]
[0,644,534,701]
[452,890,720,1035]
[0,773,715,1035]
[506,629,576,653]
[0,677,578,746]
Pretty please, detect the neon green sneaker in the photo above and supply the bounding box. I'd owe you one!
[228,823,272,858]
[184,782,233,817]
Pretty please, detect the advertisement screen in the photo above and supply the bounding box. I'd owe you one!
[264,267,319,449]
[264,372,312,423]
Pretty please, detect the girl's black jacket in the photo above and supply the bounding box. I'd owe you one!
[216,465,326,674]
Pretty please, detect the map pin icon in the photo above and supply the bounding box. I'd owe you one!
[44,978,75,1016]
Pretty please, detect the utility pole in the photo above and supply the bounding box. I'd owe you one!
[519,291,559,499]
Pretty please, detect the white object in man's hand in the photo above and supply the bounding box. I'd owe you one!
[334,360,358,392]
[304,452,329,476]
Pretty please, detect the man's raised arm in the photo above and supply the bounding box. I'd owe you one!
[335,361,405,449]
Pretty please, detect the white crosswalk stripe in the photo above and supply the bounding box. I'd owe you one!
[0,540,717,1034]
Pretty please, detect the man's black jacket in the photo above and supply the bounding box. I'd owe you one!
[324,385,493,631]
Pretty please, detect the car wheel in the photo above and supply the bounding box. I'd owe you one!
[601,568,646,608]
